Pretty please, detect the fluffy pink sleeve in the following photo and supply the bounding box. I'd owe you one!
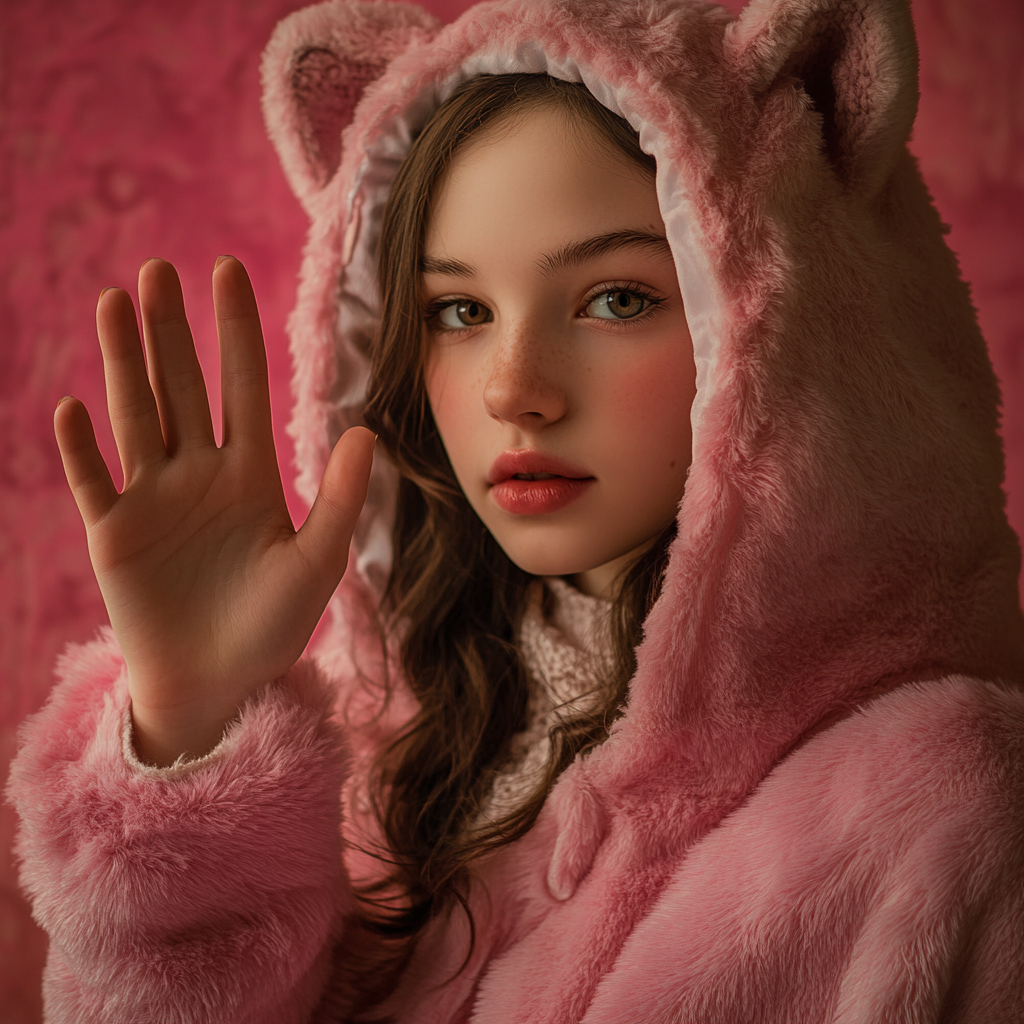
[5,628,353,1024]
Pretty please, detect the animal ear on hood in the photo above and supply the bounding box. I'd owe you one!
[725,0,918,197]
[261,0,439,212]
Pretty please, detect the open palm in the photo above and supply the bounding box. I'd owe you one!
[54,257,374,765]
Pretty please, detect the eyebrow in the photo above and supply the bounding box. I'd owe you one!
[419,229,673,278]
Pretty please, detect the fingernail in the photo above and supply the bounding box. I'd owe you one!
[99,286,116,297]
[215,255,235,268]
[57,395,73,408]
[141,257,155,267]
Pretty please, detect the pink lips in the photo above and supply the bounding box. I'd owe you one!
[487,450,595,515]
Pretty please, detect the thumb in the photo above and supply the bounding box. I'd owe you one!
[295,426,375,581]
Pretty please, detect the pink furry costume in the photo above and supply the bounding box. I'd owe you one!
[8,0,1024,1020]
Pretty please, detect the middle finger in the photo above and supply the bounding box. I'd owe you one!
[138,258,216,454]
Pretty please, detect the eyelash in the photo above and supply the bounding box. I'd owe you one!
[422,282,666,336]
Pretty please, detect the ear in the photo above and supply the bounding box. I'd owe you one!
[725,0,918,196]
[262,0,440,210]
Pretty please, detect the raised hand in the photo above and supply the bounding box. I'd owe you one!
[54,257,375,766]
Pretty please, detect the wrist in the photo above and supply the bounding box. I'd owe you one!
[128,693,241,768]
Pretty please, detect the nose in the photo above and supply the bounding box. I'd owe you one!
[482,321,568,428]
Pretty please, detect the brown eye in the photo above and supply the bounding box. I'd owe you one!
[586,290,650,320]
[437,299,492,329]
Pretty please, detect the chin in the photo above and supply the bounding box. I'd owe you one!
[492,530,611,579]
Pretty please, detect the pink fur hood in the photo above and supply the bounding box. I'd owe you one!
[8,0,1024,1021]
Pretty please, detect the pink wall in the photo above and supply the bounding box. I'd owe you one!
[1,1,1021,1019]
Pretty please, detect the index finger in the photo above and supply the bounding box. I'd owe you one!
[97,285,166,481]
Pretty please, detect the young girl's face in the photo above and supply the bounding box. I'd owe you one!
[422,103,695,597]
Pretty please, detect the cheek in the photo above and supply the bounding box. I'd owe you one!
[425,348,483,475]
[594,339,695,471]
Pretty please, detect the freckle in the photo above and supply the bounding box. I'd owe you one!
[670,460,677,468]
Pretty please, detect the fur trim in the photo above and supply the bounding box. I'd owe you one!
[6,629,352,1024]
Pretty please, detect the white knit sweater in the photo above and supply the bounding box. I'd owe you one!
[481,577,614,822]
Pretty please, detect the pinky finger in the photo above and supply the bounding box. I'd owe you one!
[54,397,119,524]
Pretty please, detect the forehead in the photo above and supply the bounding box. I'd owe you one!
[424,104,662,258]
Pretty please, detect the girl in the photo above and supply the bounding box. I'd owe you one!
[8,0,1024,1021]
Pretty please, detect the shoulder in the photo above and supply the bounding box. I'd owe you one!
[582,678,1024,1022]
[768,675,1024,846]
[684,674,1024,907]
[721,674,1024,900]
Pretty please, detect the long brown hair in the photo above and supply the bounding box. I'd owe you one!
[361,74,676,943]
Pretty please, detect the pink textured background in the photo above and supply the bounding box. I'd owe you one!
[1,1,1021,1019]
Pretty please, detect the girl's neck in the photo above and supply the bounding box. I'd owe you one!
[570,533,664,599]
